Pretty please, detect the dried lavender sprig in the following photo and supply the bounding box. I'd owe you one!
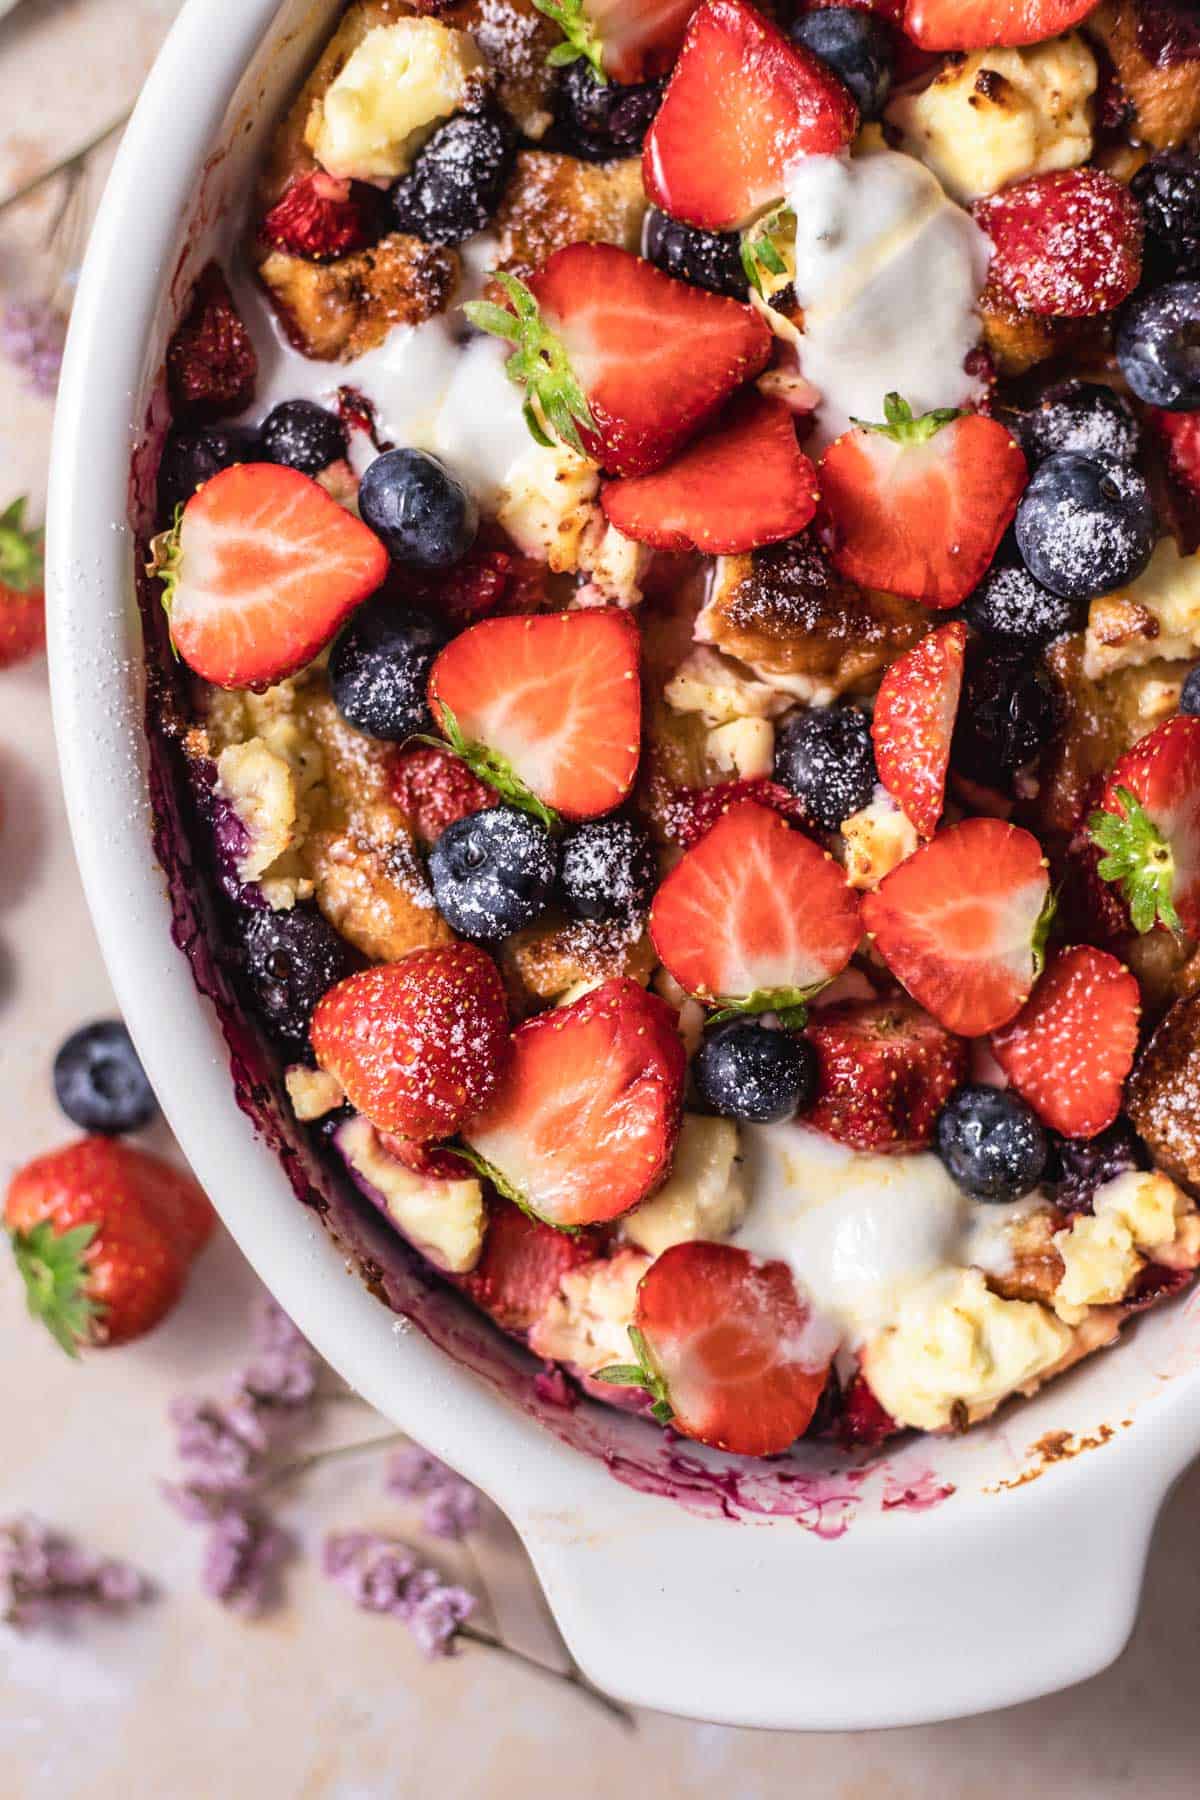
[0,1515,150,1629]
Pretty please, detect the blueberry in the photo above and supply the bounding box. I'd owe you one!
[358,448,478,568]
[157,423,262,520]
[1015,451,1156,603]
[1045,1118,1145,1215]
[1116,279,1200,411]
[789,6,892,118]
[260,399,348,476]
[1003,380,1141,466]
[389,109,515,247]
[935,1085,1047,1202]
[555,62,663,162]
[963,561,1083,650]
[428,805,559,940]
[239,905,358,1049]
[329,598,448,740]
[1181,665,1200,714]
[560,817,657,923]
[773,706,877,830]
[694,1019,816,1125]
[643,208,749,299]
[53,1021,157,1135]
[1131,152,1200,281]
[951,640,1060,783]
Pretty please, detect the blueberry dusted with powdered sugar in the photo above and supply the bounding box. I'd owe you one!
[388,110,514,246]
[329,598,448,740]
[695,1019,816,1124]
[428,805,559,939]
[1014,451,1156,602]
[1132,152,1200,281]
[1005,381,1140,467]
[773,706,877,830]
[935,1085,1048,1203]
[261,399,348,476]
[560,817,657,924]
[239,905,358,1049]
[963,561,1083,650]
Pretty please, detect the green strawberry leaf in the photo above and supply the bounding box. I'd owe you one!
[463,273,598,458]
[531,0,607,81]
[146,504,185,660]
[706,983,823,1030]
[446,1144,582,1236]
[9,1220,102,1358]
[1089,786,1181,935]
[1031,884,1058,982]
[595,1324,674,1423]
[852,392,964,447]
[0,496,43,594]
[739,206,796,300]
[418,698,561,832]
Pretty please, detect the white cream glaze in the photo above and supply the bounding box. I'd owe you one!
[784,147,992,451]
[734,1121,1041,1348]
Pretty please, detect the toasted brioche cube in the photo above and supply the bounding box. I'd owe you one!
[259,0,400,205]
[488,152,647,287]
[258,232,458,361]
[1085,0,1200,150]
[442,0,560,139]
[977,290,1104,376]
[498,915,656,1014]
[1129,993,1200,1193]
[1037,634,1183,834]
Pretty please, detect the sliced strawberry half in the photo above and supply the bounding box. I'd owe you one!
[871,621,967,837]
[649,800,861,1011]
[427,609,642,822]
[974,170,1143,319]
[1089,714,1200,938]
[597,1241,832,1455]
[600,393,819,554]
[151,463,388,689]
[462,979,687,1229]
[991,944,1140,1140]
[861,817,1051,1036]
[458,1198,599,1334]
[819,395,1027,609]
[643,0,859,231]
[904,0,1101,53]
[468,244,772,476]
[535,0,703,82]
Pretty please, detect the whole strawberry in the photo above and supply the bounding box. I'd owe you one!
[805,997,968,1153]
[5,1138,216,1354]
[310,943,510,1141]
[0,497,44,669]
[1090,714,1200,936]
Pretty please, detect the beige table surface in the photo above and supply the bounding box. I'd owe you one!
[3,2,1200,1794]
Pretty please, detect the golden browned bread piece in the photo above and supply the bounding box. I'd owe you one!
[985,1206,1069,1306]
[1128,992,1200,1191]
[441,0,561,139]
[1085,0,1200,151]
[488,152,647,287]
[700,537,928,704]
[498,916,657,1014]
[977,291,1102,377]
[258,233,459,360]
[1036,633,1183,834]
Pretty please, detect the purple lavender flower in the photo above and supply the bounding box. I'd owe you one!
[385,1446,481,1541]
[1,1515,149,1628]
[201,1509,291,1616]
[322,1531,476,1656]
[0,300,66,398]
[234,1300,319,1408]
[169,1395,263,1491]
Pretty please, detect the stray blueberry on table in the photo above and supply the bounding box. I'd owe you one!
[951,641,1060,783]
[694,1019,816,1125]
[53,1021,157,1136]
[260,398,348,476]
[428,805,559,939]
[1116,279,1200,411]
[643,208,749,299]
[1014,451,1156,603]
[1131,152,1200,281]
[559,817,657,924]
[239,905,358,1049]
[157,423,262,520]
[329,598,448,741]
[556,62,663,162]
[963,561,1082,651]
[789,7,892,119]
[389,110,515,247]
[935,1084,1048,1202]
[1005,381,1140,467]
[358,448,478,569]
[773,706,877,830]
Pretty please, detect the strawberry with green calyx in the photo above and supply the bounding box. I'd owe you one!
[464,273,598,458]
[595,1324,675,1423]
[818,393,1028,608]
[532,0,703,84]
[0,496,45,670]
[5,1138,216,1355]
[1089,716,1200,938]
[421,698,560,833]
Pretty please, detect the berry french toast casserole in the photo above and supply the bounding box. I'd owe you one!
[148,0,1200,1458]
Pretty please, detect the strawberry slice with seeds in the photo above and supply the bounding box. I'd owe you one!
[467,246,771,475]
[427,608,642,822]
[643,0,858,231]
[991,944,1140,1139]
[311,944,510,1143]
[596,1241,832,1455]
[533,0,703,82]
[861,817,1051,1036]
[649,800,862,1012]
[819,395,1027,608]
[903,0,1101,50]
[805,997,969,1153]
[150,463,388,689]
[1089,714,1200,937]
[871,621,967,837]
[663,777,807,847]
[458,1198,599,1334]
[600,393,819,553]
[259,171,377,262]
[974,170,1143,319]
[462,979,687,1229]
